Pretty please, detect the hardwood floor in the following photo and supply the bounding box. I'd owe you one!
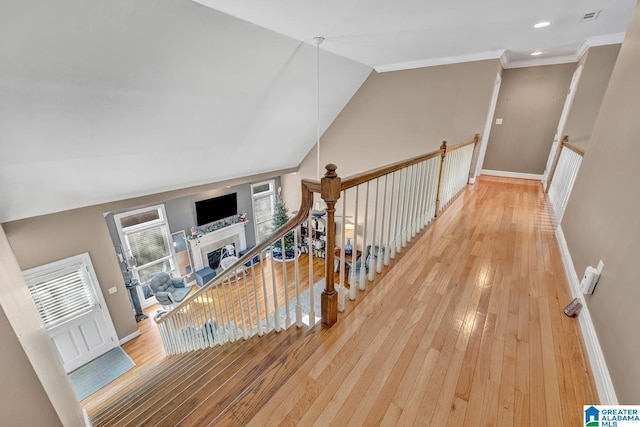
[85,176,597,426]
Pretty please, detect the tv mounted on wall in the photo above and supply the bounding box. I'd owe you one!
[195,193,238,226]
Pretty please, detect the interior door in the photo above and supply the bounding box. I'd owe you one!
[23,253,118,373]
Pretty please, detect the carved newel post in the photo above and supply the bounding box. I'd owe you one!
[320,164,341,327]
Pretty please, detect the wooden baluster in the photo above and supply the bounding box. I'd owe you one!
[320,163,341,328]
[435,141,447,216]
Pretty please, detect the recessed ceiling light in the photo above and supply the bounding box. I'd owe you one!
[534,21,551,29]
[531,51,543,56]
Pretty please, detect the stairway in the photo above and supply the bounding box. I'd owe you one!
[88,323,322,426]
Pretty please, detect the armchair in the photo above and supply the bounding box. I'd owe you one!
[148,272,191,309]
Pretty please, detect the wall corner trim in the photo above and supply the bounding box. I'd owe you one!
[119,330,141,345]
[555,225,618,405]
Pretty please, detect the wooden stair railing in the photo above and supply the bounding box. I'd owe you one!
[319,134,479,326]
[155,134,479,355]
[546,136,585,223]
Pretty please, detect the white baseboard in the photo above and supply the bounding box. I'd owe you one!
[481,169,544,180]
[83,409,93,427]
[555,225,618,404]
[119,330,141,345]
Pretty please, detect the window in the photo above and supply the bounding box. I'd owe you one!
[25,257,95,328]
[115,205,174,284]
[251,180,276,243]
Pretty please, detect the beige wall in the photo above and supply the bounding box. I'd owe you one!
[0,308,63,426]
[563,44,621,150]
[282,60,499,209]
[561,2,640,403]
[0,225,84,426]
[2,169,290,341]
[482,63,575,174]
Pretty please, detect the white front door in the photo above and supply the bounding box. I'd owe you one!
[23,253,118,373]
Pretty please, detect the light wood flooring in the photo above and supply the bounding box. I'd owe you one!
[85,176,597,426]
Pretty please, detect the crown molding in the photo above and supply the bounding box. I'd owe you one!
[374,32,626,73]
[374,50,505,73]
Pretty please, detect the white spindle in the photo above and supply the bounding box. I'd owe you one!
[259,252,270,333]
[270,244,281,332]
[350,185,360,299]
[338,192,347,312]
[293,229,302,327]
[369,178,380,281]
[360,181,370,289]
[307,206,315,325]
[281,237,291,328]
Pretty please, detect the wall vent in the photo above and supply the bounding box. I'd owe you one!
[581,11,601,22]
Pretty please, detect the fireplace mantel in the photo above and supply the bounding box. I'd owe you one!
[188,222,247,272]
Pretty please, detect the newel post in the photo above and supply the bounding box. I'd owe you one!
[320,163,341,328]
[434,141,447,216]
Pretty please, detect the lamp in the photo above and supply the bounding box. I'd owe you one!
[344,224,355,255]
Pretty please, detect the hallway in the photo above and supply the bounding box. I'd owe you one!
[245,175,596,426]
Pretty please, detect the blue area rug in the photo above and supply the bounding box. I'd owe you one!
[68,347,135,401]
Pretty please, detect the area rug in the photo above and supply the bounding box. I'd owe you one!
[68,347,135,401]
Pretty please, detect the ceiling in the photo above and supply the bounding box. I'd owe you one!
[0,0,635,223]
[196,0,635,69]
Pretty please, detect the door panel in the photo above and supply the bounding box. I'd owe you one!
[23,253,118,374]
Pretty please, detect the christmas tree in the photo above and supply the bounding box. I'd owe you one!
[272,189,295,258]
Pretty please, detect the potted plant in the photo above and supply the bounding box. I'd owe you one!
[271,189,297,261]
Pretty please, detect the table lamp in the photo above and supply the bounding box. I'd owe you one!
[344,224,355,255]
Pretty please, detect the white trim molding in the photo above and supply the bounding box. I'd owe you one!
[374,33,625,73]
[119,330,141,345]
[375,50,505,73]
[555,225,618,405]
[480,169,543,180]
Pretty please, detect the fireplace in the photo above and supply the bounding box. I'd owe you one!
[187,222,247,272]
[207,243,236,270]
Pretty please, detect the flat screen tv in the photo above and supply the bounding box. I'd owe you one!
[195,193,238,226]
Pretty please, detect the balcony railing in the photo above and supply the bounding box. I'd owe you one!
[155,134,479,355]
[547,136,585,223]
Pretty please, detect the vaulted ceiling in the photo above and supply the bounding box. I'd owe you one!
[0,0,634,222]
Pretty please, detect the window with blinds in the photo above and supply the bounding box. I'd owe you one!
[27,263,95,328]
[115,204,174,284]
[252,180,276,243]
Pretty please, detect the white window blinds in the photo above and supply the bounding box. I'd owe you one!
[27,263,95,328]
